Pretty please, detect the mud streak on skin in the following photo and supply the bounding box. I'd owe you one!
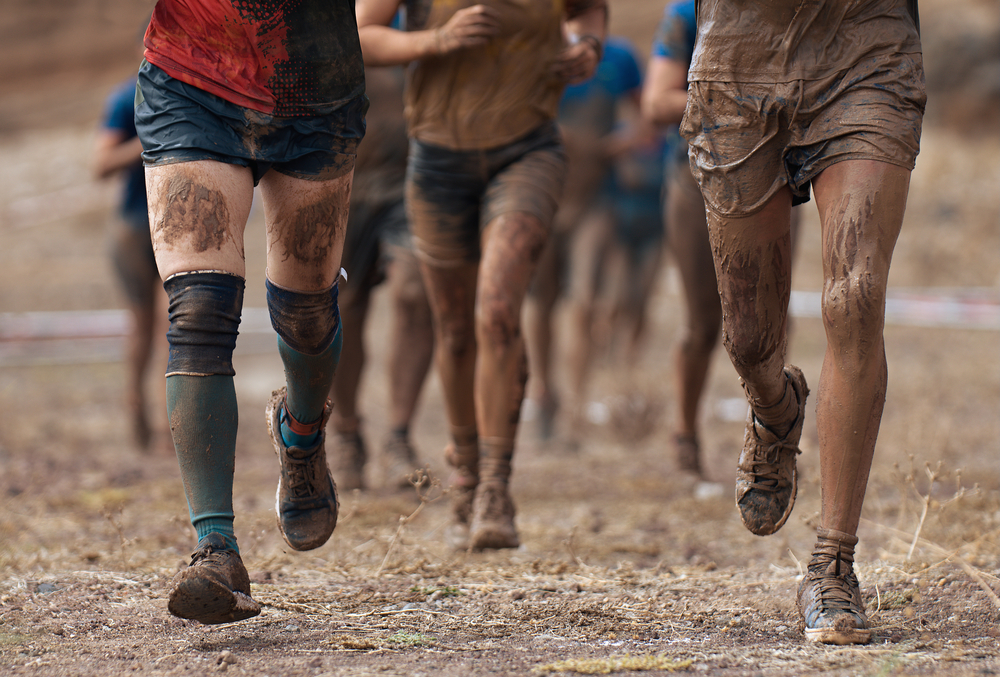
[155,176,234,254]
[822,192,881,363]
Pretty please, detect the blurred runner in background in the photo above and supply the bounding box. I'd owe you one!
[524,36,664,442]
[357,0,607,549]
[328,64,435,493]
[92,75,168,453]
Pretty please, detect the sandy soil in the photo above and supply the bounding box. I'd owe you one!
[1,1,998,675]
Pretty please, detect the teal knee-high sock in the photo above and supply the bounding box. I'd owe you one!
[278,325,342,448]
[167,374,239,552]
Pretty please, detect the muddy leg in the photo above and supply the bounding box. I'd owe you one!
[667,167,721,475]
[812,160,908,536]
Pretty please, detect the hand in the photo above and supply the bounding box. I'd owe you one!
[551,38,600,85]
[433,5,501,55]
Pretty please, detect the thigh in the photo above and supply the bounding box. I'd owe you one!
[482,132,566,232]
[258,170,354,292]
[666,163,719,316]
[478,211,550,323]
[681,80,795,217]
[145,160,254,280]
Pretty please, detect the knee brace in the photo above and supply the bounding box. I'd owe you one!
[265,278,340,355]
[163,271,245,376]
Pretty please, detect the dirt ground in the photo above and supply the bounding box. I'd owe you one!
[1,1,999,676]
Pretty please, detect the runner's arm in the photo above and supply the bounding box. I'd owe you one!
[92,130,143,179]
[555,0,608,84]
[640,55,689,127]
[357,0,500,67]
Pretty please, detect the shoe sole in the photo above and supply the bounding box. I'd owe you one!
[470,523,520,550]
[168,577,260,625]
[804,626,872,645]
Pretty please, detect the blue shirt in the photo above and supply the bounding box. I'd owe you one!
[650,1,697,166]
[559,36,643,137]
[101,79,148,228]
[651,0,697,64]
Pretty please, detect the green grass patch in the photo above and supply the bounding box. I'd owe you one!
[410,585,463,598]
[387,631,437,647]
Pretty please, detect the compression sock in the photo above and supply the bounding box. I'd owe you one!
[277,325,343,448]
[167,374,239,553]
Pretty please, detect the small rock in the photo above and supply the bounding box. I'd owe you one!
[508,590,524,600]
[219,650,236,665]
[775,625,788,633]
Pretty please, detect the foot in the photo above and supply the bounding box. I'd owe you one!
[381,434,426,490]
[332,429,367,491]
[674,433,704,478]
[167,533,260,625]
[537,393,558,441]
[469,481,519,550]
[266,388,338,551]
[735,365,809,535]
[798,530,872,645]
[445,441,479,525]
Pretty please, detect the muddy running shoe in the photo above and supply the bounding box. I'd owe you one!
[266,388,338,551]
[167,533,260,625]
[675,433,703,478]
[381,434,426,490]
[798,529,872,645]
[469,481,519,550]
[332,430,367,491]
[735,365,809,536]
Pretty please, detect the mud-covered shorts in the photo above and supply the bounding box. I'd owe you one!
[680,52,926,217]
[135,60,366,185]
[405,122,567,265]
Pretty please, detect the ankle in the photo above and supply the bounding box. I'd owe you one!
[479,437,514,484]
[748,374,797,436]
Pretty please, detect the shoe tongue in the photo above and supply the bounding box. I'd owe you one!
[196,532,228,554]
[287,444,320,460]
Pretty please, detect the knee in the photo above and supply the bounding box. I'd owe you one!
[164,271,245,376]
[821,273,886,355]
[266,277,341,355]
[437,315,475,359]
[476,292,521,352]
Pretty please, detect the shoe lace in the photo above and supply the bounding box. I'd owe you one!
[283,451,321,499]
[745,419,802,492]
[190,541,230,567]
[807,547,862,614]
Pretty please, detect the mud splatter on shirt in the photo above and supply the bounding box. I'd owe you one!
[144,0,365,116]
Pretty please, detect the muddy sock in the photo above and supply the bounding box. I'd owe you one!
[747,372,797,437]
[479,437,515,485]
[167,374,239,554]
[277,326,342,448]
[811,527,858,570]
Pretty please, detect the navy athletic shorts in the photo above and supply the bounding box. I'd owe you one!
[135,60,367,185]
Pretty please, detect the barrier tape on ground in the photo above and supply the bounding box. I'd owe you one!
[1,290,997,366]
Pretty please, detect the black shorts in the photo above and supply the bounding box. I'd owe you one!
[405,122,567,266]
[135,60,367,185]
